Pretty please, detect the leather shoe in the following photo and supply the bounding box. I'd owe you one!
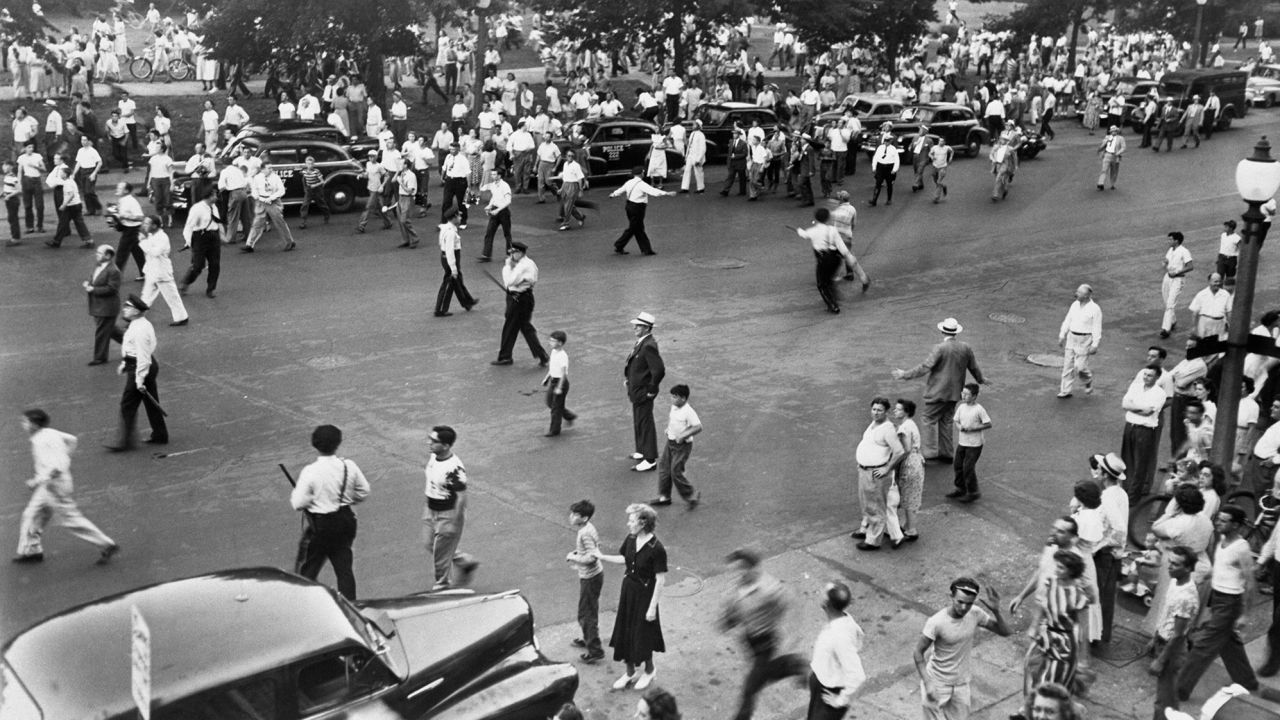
[570,638,587,648]
[580,651,605,663]
[11,553,44,563]
[434,312,453,317]
[687,491,701,509]
[239,246,254,253]
[959,492,982,503]
[88,359,107,366]
[903,533,920,543]
[490,358,513,366]
[103,444,132,452]
[206,290,217,298]
[945,490,967,499]
[855,541,880,551]
[144,437,168,445]
[850,530,867,539]
[169,319,188,327]
[650,497,672,506]
[1258,661,1280,677]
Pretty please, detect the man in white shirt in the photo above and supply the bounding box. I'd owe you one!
[1188,272,1232,340]
[43,100,63,165]
[439,142,470,228]
[391,165,419,249]
[290,424,370,599]
[681,121,707,193]
[914,578,1010,720]
[222,96,249,133]
[178,185,222,298]
[106,294,168,451]
[216,160,249,243]
[610,166,674,255]
[71,135,103,215]
[297,91,320,122]
[852,396,905,550]
[1090,452,1128,645]
[13,408,118,564]
[1096,124,1125,190]
[433,208,477,316]
[1175,505,1259,698]
[534,134,561,203]
[480,174,513,260]
[1121,365,1168,503]
[493,241,549,366]
[1160,231,1193,338]
[508,121,536,194]
[1058,284,1102,398]
[242,162,296,252]
[808,582,866,719]
[389,91,409,145]
[1216,219,1241,285]
[552,151,586,231]
[46,159,92,248]
[17,142,47,233]
[870,135,900,206]
[799,207,856,314]
[139,215,189,325]
[117,91,139,153]
[661,72,684,122]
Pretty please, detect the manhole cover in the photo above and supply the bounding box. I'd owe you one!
[661,566,705,598]
[1027,353,1061,367]
[1090,626,1151,667]
[305,355,356,370]
[688,257,747,270]
[989,312,1026,324]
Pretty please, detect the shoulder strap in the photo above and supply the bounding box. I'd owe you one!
[338,458,349,506]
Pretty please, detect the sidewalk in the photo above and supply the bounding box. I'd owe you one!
[542,528,1280,719]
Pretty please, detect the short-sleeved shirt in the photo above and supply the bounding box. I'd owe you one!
[954,402,990,447]
[424,453,467,511]
[1156,579,1199,641]
[665,403,701,441]
[1165,245,1192,275]
[623,534,668,586]
[855,420,899,467]
[922,605,992,684]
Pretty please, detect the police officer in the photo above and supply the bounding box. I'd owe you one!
[290,424,370,599]
[105,294,168,451]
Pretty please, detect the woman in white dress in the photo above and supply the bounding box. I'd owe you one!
[96,33,120,82]
[152,105,172,150]
[645,132,669,188]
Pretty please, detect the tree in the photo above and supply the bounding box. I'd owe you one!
[195,0,421,103]
[774,0,937,79]
[976,0,1111,71]
[1,4,58,44]
[531,0,763,76]
[1111,0,1267,65]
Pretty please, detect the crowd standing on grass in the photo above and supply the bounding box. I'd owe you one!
[6,3,1280,719]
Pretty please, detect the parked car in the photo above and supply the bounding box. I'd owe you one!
[0,567,578,720]
[1158,68,1249,130]
[1247,75,1280,107]
[815,93,905,133]
[173,137,368,214]
[859,103,990,158]
[553,118,684,181]
[220,120,380,162]
[671,102,779,161]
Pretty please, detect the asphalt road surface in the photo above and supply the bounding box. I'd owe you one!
[3,110,1278,718]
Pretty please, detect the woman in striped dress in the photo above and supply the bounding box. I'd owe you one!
[1024,550,1093,695]
[891,399,924,542]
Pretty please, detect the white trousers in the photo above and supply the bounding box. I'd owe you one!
[1161,275,1183,332]
[142,276,189,322]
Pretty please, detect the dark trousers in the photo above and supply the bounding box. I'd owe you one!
[1155,635,1189,720]
[814,250,841,311]
[1266,559,1280,667]
[1095,549,1119,642]
[722,163,748,195]
[75,168,100,214]
[658,439,696,500]
[116,359,167,447]
[1177,590,1257,700]
[181,229,221,292]
[5,196,19,240]
[546,378,576,434]
[435,251,475,314]
[300,184,330,222]
[294,508,358,599]
[953,444,983,494]
[52,204,90,245]
[1039,109,1055,140]
[578,571,603,654]
[21,176,44,229]
[872,163,895,203]
[736,634,806,720]
[110,136,129,170]
[92,315,114,363]
[481,207,511,258]
[441,177,468,224]
[632,397,658,462]
[115,226,145,275]
[1202,109,1217,139]
[498,291,547,362]
[1121,422,1160,504]
[1169,394,1191,458]
[806,673,847,720]
[614,201,653,254]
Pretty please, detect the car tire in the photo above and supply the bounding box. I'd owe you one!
[1220,112,1233,130]
[1267,95,1276,109]
[326,183,356,213]
[965,135,981,158]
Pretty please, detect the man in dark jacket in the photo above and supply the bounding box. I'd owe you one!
[83,244,121,365]
[625,311,666,471]
[721,128,750,196]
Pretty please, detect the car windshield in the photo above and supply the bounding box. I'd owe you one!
[698,107,729,126]
[850,99,878,115]
[899,107,933,123]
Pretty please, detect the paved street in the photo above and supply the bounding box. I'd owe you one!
[3,109,1280,719]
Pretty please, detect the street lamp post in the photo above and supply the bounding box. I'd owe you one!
[1211,137,1280,473]
[1193,0,1208,68]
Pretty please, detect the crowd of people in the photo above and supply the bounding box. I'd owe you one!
[7,3,1280,720]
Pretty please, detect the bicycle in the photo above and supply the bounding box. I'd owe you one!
[128,47,193,82]
[1129,487,1275,553]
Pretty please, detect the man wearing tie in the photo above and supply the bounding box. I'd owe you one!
[624,312,666,472]
[1096,125,1125,190]
[720,128,749,196]
[83,244,121,366]
[610,167,674,256]
[909,125,931,192]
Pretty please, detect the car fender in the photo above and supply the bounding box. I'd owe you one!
[324,169,368,197]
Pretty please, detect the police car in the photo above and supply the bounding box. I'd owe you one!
[172,137,368,214]
[553,118,684,181]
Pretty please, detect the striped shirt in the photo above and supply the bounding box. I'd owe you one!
[300,166,324,188]
[2,172,18,199]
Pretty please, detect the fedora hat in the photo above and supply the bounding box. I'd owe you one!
[1089,452,1127,480]
[937,317,963,335]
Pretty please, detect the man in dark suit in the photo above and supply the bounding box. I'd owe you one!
[625,312,666,472]
[82,244,121,366]
[720,128,749,197]
[891,317,988,462]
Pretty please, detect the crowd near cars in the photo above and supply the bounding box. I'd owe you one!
[1,568,578,720]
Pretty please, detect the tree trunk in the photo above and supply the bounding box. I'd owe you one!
[1066,4,1083,73]
[473,11,488,112]
[367,49,387,107]
[669,15,685,76]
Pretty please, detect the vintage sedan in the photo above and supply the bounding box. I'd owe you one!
[859,103,989,158]
[0,567,578,720]
[671,102,779,161]
[220,120,381,161]
[553,118,684,181]
[173,137,368,215]
[815,94,906,132]
[1247,75,1280,107]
